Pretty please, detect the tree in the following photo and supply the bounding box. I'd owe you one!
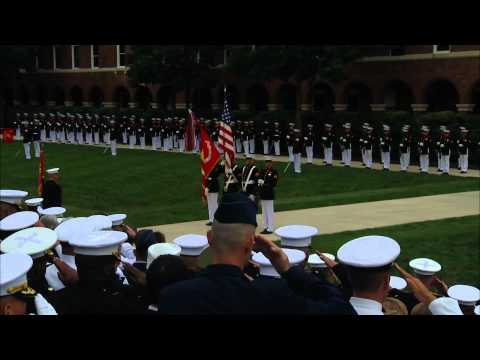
[127,45,219,109]
[226,45,365,83]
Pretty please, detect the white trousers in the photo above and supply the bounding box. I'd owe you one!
[242,140,250,156]
[400,153,409,171]
[207,192,219,222]
[140,136,146,149]
[293,153,302,173]
[459,151,468,172]
[122,132,128,144]
[382,152,390,169]
[263,140,269,155]
[152,136,158,151]
[111,140,117,156]
[16,127,21,139]
[104,133,111,145]
[40,130,46,141]
[364,149,372,168]
[274,141,280,156]
[380,148,385,164]
[249,139,255,154]
[23,143,31,159]
[33,141,40,158]
[129,135,136,149]
[179,139,185,152]
[261,200,274,231]
[324,146,333,164]
[306,146,314,163]
[361,148,366,164]
[194,136,200,152]
[94,132,100,144]
[235,139,242,153]
[48,131,55,141]
[441,154,450,173]
[78,133,84,144]
[437,152,442,170]
[419,154,429,173]
[288,146,294,161]
[68,132,74,143]
[173,136,177,149]
[342,149,352,166]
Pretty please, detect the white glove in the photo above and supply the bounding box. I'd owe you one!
[440,144,444,148]
[286,135,290,139]
[258,179,264,186]
[205,188,209,194]
[34,294,58,315]
[322,137,327,140]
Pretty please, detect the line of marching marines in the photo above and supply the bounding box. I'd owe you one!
[14,111,476,174]
[0,187,479,315]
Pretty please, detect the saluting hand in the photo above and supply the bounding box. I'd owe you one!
[122,262,147,287]
[393,263,436,305]
[253,235,290,274]
[315,250,338,268]
[53,257,79,286]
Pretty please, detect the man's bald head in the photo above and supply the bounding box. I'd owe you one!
[210,221,256,256]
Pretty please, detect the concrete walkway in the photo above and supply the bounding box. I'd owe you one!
[140,191,480,242]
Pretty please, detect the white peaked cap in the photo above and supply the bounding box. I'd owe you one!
[25,198,43,207]
[173,234,208,256]
[0,211,39,232]
[308,253,335,269]
[70,230,127,256]
[409,258,441,276]
[389,276,407,290]
[337,235,400,268]
[447,285,480,306]
[108,214,127,226]
[252,248,306,278]
[46,168,60,174]
[146,243,182,269]
[0,227,57,259]
[275,225,318,248]
[0,253,33,297]
[38,207,66,217]
[87,215,113,231]
[0,189,28,205]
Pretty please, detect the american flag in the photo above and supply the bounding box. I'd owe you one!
[218,87,235,168]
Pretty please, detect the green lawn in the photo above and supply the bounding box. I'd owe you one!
[199,216,480,286]
[1,141,479,227]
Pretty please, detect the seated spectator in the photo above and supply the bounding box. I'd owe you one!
[157,192,355,315]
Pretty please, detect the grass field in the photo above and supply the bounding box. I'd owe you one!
[199,216,480,286]
[2,141,479,227]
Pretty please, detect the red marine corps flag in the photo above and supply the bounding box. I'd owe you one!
[199,118,220,202]
[2,128,14,144]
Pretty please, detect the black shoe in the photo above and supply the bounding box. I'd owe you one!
[437,169,442,172]
[260,229,272,235]
[344,165,350,167]
[206,221,213,226]
[383,168,389,171]
[461,171,467,174]
[442,172,449,175]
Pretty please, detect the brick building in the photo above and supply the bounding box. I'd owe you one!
[2,45,480,116]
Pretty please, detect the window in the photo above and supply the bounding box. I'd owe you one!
[53,45,62,69]
[117,45,127,67]
[388,46,406,56]
[433,45,451,53]
[72,45,80,68]
[91,45,100,68]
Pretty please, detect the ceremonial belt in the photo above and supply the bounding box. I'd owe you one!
[242,166,257,192]
[225,166,239,191]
